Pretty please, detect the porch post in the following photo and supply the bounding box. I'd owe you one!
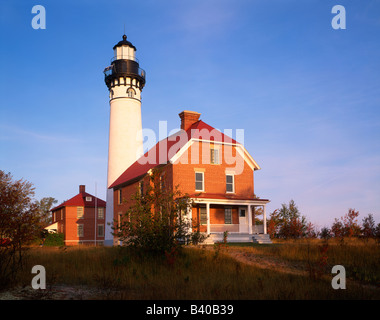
[187,205,192,233]
[206,202,210,234]
[247,205,252,234]
[263,205,267,234]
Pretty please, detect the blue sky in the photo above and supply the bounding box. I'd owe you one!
[0,0,379,228]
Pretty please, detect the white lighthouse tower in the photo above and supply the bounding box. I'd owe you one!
[103,35,146,245]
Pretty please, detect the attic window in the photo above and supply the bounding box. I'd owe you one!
[210,148,220,164]
[86,196,92,202]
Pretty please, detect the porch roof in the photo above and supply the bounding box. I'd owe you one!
[189,193,270,205]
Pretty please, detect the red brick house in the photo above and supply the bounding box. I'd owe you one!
[47,185,106,245]
[109,111,271,244]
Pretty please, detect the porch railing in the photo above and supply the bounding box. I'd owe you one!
[210,224,239,233]
[208,224,264,234]
[252,225,264,234]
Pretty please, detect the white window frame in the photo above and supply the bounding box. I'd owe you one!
[226,174,235,193]
[118,189,123,205]
[77,224,84,237]
[97,224,104,237]
[200,205,207,225]
[127,87,135,98]
[210,147,220,165]
[195,172,204,192]
[85,196,92,202]
[97,207,104,219]
[77,206,84,219]
[224,207,232,224]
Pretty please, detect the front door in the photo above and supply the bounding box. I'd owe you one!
[239,207,248,233]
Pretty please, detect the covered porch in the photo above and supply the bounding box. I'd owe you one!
[189,197,271,244]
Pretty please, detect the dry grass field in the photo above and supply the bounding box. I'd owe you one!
[1,238,379,300]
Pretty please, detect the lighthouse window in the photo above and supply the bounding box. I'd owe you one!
[127,88,136,98]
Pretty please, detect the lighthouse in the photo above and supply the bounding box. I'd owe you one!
[103,35,146,245]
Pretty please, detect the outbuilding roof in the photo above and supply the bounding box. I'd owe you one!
[52,191,106,211]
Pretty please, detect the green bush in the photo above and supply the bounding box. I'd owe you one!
[43,233,64,246]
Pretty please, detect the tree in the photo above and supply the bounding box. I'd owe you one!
[37,197,58,226]
[0,171,41,287]
[113,168,206,254]
[320,227,331,240]
[341,208,361,237]
[271,200,308,239]
[361,213,376,239]
[331,218,344,238]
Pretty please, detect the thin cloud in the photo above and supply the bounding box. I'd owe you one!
[0,124,83,143]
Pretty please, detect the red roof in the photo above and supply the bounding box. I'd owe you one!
[52,191,106,211]
[109,120,239,189]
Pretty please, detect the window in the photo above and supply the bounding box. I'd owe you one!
[97,224,104,237]
[195,172,204,191]
[210,148,220,164]
[127,87,135,98]
[118,189,123,205]
[118,212,123,232]
[226,174,234,193]
[139,181,144,196]
[200,205,207,225]
[224,207,232,224]
[97,207,104,219]
[77,224,84,237]
[159,175,165,191]
[77,206,84,219]
[86,196,92,202]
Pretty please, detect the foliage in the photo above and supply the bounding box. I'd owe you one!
[37,197,58,227]
[361,213,376,239]
[267,200,308,239]
[43,232,64,247]
[331,208,361,239]
[112,168,206,254]
[319,227,331,240]
[331,218,344,238]
[341,208,361,237]
[0,170,41,287]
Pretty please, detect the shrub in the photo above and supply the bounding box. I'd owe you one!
[43,233,64,246]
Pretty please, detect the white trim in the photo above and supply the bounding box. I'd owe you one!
[195,171,204,192]
[206,203,210,234]
[192,198,270,206]
[168,138,261,170]
[169,139,194,164]
[226,174,235,193]
[248,205,253,234]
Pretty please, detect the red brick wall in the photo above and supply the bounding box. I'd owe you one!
[172,141,254,197]
[57,206,105,245]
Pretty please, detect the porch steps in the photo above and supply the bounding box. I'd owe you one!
[203,233,273,244]
[252,234,272,244]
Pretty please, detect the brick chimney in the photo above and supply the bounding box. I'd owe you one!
[179,110,201,131]
[79,185,86,193]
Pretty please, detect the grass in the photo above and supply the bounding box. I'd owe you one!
[228,238,380,286]
[8,239,380,300]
